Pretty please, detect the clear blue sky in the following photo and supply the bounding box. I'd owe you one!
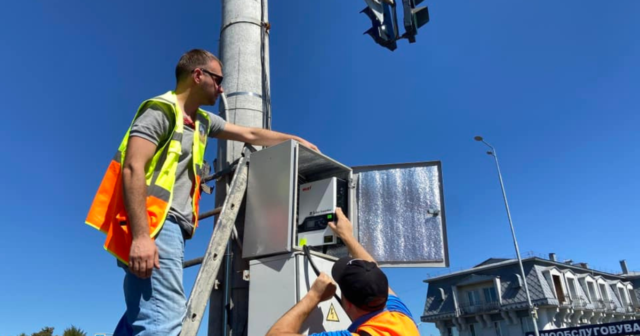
[1,1,639,335]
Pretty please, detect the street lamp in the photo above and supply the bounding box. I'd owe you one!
[474,136,540,336]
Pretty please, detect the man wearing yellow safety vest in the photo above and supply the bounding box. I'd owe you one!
[86,49,318,336]
[266,208,420,336]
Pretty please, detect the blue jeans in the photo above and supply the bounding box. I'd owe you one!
[113,219,186,336]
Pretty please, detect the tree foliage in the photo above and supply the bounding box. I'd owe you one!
[62,326,86,336]
[17,325,87,336]
[31,327,54,336]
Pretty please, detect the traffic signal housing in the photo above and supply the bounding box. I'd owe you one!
[402,0,430,43]
[361,0,430,50]
[361,0,399,51]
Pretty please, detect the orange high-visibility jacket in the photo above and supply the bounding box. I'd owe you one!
[85,91,211,264]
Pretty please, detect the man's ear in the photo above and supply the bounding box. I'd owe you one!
[192,68,203,84]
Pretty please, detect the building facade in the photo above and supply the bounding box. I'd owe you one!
[421,256,640,336]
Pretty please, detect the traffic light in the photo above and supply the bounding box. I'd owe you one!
[401,0,430,43]
[361,0,399,51]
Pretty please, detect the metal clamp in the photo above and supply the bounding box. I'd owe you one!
[226,91,263,99]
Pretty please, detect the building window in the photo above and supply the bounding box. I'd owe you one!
[629,288,638,306]
[494,321,502,336]
[484,287,498,303]
[599,283,609,302]
[588,282,597,301]
[553,275,566,303]
[468,290,480,306]
[567,278,578,299]
[521,317,534,334]
[618,287,629,307]
[470,324,477,336]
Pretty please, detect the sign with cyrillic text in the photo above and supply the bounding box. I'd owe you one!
[525,320,640,336]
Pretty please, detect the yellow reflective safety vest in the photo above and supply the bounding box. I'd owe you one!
[85,91,211,265]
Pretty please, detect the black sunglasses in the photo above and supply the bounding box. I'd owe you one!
[194,68,223,86]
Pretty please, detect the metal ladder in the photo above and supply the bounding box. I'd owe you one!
[179,146,252,336]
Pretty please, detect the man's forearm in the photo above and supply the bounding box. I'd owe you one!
[342,235,377,265]
[122,166,150,239]
[266,294,320,336]
[245,128,302,147]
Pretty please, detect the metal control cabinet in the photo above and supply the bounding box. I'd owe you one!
[244,140,449,267]
[247,252,352,336]
[243,140,353,259]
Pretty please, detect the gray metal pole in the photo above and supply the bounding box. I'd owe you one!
[475,137,540,336]
[210,0,270,335]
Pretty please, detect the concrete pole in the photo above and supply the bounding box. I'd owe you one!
[210,0,270,335]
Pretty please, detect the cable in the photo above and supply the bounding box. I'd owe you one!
[260,0,272,130]
[303,245,342,305]
[303,245,321,275]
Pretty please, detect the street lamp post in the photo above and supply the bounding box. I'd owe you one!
[474,136,540,336]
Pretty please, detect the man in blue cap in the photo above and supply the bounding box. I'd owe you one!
[266,208,420,336]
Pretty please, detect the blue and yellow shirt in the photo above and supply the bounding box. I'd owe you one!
[310,295,420,336]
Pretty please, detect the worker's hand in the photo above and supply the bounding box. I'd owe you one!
[308,273,337,303]
[328,208,353,240]
[298,138,320,153]
[129,236,160,279]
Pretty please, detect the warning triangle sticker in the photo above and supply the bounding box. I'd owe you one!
[326,303,340,322]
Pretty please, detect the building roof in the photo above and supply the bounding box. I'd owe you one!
[623,271,640,279]
[422,261,550,319]
[424,257,626,283]
[422,257,640,320]
[474,258,510,268]
[457,274,496,287]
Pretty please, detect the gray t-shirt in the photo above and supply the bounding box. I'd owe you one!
[129,104,226,238]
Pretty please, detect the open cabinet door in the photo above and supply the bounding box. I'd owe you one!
[352,161,449,267]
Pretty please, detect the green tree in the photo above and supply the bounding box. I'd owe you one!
[31,327,54,336]
[62,326,86,336]
[17,333,28,336]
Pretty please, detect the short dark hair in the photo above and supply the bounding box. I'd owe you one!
[175,49,223,83]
